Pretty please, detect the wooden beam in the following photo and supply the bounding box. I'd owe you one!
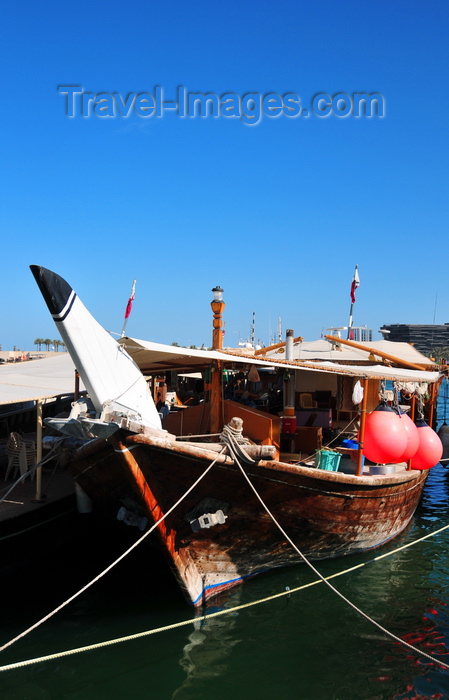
[209,361,222,434]
[254,336,303,356]
[325,335,431,371]
[356,378,368,476]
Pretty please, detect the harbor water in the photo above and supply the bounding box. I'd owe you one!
[1,385,449,699]
[1,463,448,699]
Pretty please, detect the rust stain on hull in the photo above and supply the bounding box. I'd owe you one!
[67,431,428,606]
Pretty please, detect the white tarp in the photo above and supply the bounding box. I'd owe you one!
[0,339,439,409]
[0,340,438,408]
[296,361,439,383]
[267,339,436,366]
[120,337,441,384]
[0,354,83,405]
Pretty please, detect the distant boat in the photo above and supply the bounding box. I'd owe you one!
[31,265,445,606]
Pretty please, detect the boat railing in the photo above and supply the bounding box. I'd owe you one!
[0,393,77,439]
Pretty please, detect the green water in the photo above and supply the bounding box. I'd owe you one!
[1,463,448,700]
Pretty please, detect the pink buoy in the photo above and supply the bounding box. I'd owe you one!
[410,420,443,470]
[396,410,419,461]
[362,403,408,464]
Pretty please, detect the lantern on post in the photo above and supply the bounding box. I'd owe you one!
[210,287,225,433]
[211,286,225,351]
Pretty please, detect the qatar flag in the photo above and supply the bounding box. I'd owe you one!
[350,266,360,304]
[124,279,136,319]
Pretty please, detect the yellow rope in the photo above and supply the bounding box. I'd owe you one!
[1,425,447,672]
[227,433,449,671]
[1,521,448,673]
[0,448,225,656]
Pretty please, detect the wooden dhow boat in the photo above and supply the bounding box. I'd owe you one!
[30,266,445,605]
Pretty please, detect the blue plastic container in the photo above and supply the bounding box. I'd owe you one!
[341,439,364,468]
[316,450,341,471]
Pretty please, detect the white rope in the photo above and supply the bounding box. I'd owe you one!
[176,433,221,440]
[220,423,255,465]
[1,521,448,673]
[291,413,359,466]
[1,428,448,672]
[0,447,226,655]
[224,429,449,670]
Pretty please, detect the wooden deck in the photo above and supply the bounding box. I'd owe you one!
[0,468,75,525]
[0,442,78,576]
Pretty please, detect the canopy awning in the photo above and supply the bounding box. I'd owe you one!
[119,337,441,384]
[0,340,439,409]
[294,361,440,383]
[263,339,436,367]
[0,354,84,405]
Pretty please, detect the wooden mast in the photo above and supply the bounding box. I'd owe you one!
[356,378,368,476]
[428,381,438,429]
[407,395,417,470]
[325,335,432,371]
[254,336,303,356]
[210,287,225,434]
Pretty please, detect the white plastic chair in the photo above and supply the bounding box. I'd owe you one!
[5,432,36,481]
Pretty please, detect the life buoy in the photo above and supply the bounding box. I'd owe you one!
[362,403,407,464]
[410,420,443,470]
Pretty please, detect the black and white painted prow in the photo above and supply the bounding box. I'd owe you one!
[30,265,162,432]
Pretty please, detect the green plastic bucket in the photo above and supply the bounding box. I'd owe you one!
[316,450,341,471]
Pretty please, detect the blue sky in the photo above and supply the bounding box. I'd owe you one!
[1,0,448,351]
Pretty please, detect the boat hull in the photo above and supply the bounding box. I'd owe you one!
[62,430,428,605]
[0,490,78,577]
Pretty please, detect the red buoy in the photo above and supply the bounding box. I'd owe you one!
[362,403,408,464]
[410,420,443,470]
[396,410,419,461]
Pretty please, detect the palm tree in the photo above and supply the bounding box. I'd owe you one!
[34,338,44,351]
[53,340,61,352]
[429,346,449,363]
[43,338,52,351]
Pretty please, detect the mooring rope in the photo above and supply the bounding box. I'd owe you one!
[0,447,226,656]
[220,422,256,465]
[1,428,448,672]
[176,432,221,440]
[292,413,360,466]
[221,428,449,671]
[0,521,448,673]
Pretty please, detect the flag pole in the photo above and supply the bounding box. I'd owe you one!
[347,265,359,340]
[121,279,136,337]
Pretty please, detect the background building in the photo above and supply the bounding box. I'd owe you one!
[326,326,373,342]
[350,326,373,342]
[379,324,449,355]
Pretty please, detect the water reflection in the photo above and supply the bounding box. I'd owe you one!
[169,461,449,700]
[1,456,449,699]
[172,594,241,700]
[418,462,449,526]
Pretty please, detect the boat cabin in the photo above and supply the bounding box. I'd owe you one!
[118,335,441,473]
